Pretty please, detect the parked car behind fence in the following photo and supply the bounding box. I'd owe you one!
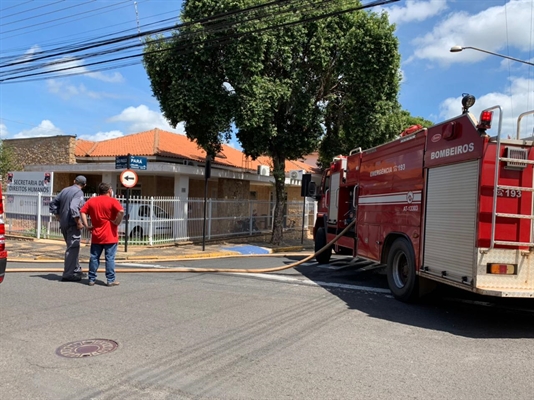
[118,202,173,241]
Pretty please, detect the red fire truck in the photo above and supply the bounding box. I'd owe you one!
[313,95,534,301]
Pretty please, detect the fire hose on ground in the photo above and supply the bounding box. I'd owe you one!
[7,220,356,274]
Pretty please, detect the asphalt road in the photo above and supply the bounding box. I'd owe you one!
[1,256,533,399]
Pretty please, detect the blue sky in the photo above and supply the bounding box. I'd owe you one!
[1,0,533,145]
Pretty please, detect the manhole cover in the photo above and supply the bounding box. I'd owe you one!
[56,339,119,358]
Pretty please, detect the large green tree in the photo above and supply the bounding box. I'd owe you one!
[144,0,401,244]
[318,109,434,168]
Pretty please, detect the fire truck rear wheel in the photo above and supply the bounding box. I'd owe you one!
[315,227,331,264]
[386,237,418,302]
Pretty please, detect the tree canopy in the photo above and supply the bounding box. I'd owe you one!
[143,0,402,244]
[0,141,19,185]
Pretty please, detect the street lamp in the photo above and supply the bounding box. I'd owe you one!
[450,45,534,67]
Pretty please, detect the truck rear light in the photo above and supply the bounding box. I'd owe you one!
[0,275,3,284]
[477,111,493,130]
[487,263,517,275]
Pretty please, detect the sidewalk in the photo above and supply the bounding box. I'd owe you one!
[6,234,315,263]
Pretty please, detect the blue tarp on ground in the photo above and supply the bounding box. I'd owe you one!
[222,245,270,255]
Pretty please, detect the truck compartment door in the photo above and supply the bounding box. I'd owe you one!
[328,172,341,225]
[423,161,479,283]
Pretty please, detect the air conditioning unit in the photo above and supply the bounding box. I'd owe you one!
[257,165,270,176]
[289,170,303,180]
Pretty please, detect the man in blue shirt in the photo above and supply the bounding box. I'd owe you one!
[49,176,87,282]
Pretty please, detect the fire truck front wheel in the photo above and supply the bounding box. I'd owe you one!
[314,227,332,264]
[386,238,418,302]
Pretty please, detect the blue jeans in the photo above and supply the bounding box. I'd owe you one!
[88,243,118,283]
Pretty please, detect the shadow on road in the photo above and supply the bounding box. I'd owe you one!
[30,273,64,282]
[287,256,534,339]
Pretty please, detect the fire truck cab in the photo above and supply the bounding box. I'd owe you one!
[314,96,534,301]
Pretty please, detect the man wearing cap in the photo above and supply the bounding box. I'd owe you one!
[49,176,87,282]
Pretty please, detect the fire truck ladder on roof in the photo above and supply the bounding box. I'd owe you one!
[489,108,534,250]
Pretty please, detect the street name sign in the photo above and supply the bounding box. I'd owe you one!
[115,155,148,170]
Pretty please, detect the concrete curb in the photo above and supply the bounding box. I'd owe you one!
[270,246,305,253]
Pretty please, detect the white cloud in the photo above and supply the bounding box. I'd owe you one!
[45,56,123,82]
[47,79,120,100]
[13,120,64,138]
[499,57,534,71]
[439,76,534,137]
[17,45,41,63]
[107,105,186,134]
[44,57,85,75]
[410,0,534,65]
[399,67,406,83]
[78,130,124,142]
[383,0,448,24]
[0,123,9,138]
[87,71,124,83]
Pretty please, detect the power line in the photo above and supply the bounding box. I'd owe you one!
[0,0,34,13]
[0,0,305,69]
[0,0,357,81]
[0,0,130,35]
[0,0,96,28]
[0,0,400,83]
[0,0,64,20]
[0,1,155,50]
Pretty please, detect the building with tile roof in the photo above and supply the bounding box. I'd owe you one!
[4,128,321,202]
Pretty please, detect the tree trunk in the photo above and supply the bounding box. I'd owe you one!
[270,153,286,246]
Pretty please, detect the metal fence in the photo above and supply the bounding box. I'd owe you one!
[4,193,317,246]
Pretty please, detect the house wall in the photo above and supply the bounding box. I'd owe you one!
[249,184,271,201]
[57,173,102,194]
[211,178,250,234]
[217,178,250,200]
[189,179,218,199]
[4,135,76,168]
[137,175,175,197]
[4,136,78,192]
[286,186,302,201]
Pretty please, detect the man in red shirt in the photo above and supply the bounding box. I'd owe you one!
[80,182,124,286]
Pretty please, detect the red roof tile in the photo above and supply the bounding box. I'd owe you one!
[75,128,319,174]
[76,139,96,156]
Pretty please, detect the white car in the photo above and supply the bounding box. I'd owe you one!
[118,203,172,239]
